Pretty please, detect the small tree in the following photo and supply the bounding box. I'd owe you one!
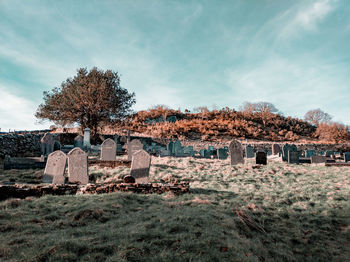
[304,109,332,126]
[240,101,280,114]
[36,67,136,137]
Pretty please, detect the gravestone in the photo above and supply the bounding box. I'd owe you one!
[160,149,171,156]
[83,128,91,150]
[167,141,174,155]
[173,140,183,156]
[67,148,88,184]
[200,149,210,158]
[127,139,144,161]
[43,150,67,184]
[101,138,117,161]
[245,145,254,158]
[288,151,299,164]
[53,140,61,151]
[282,144,297,161]
[40,132,54,156]
[311,155,327,164]
[120,136,127,143]
[217,148,228,160]
[272,144,280,155]
[255,151,267,165]
[74,135,84,149]
[267,150,272,156]
[184,146,194,156]
[229,140,244,165]
[344,152,350,162]
[305,150,316,158]
[325,150,334,157]
[130,150,151,183]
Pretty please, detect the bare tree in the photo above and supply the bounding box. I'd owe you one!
[240,101,280,114]
[304,109,332,126]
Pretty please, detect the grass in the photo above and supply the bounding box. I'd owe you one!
[0,156,349,261]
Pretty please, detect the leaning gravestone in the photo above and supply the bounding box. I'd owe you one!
[229,140,244,165]
[130,150,151,183]
[41,132,54,156]
[74,135,84,149]
[272,144,280,155]
[288,151,299,164]
[67,148,89,184]
[311,155,327,164]
[127,139,144,161]
[344,152,350,162]
[43,150,67,184]
[245,145,254,158]
[101,138,117,161]
[255,151,267,165]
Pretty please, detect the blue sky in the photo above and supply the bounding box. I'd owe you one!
[0,0,349,130]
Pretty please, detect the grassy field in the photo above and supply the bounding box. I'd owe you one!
[0,156,349,261]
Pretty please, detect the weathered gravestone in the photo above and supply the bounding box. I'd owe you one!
[344,152,350,162]
[200,149,210,158]
[101,138,117,161]
[184,146,194,156]
[40,132,54,156]
[272,144,280,155]
[67,148,88,184]
[130,150,151,183]
[43,150,67,184]
[229,140,244,165]
[282,144,297,161]
[325,150,335,157]
[288,151,299,164]
[167,141,174,155]
[311,155,327,164]
[217,148,228,160]
[255,151,267,165]
[120,136,127,143]
[127,139,144,161]
[74,135,84,149]
[245,145,254,158]
[83,128,91,150]
[53,140,61,151]
[305,150,316,158]
[174,140,184,156]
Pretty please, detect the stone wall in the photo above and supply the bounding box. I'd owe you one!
[0,133,43,158]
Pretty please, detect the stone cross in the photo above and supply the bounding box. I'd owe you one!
[127,139,144,161]
[255,151,267,165]
[229,140,244,165]
[74,135,84,149]
[101,138,117,161]
[43,150,67,184]
[272,144,280,155]
[67,148,89,184]
[130,150,151,183]
[40,132,54,156]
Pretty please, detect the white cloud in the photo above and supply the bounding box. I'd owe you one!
[0,86,50,131]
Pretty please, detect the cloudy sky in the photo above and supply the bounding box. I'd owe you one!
[1,0,349,130]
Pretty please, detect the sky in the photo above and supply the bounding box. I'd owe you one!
[0,0,349,130]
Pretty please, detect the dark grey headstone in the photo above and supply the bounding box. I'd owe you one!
[229,140,244,165]
[311,155,327,164]
[245,145,254,158]
[325,150,335,157]
[167,141,174,155]
[282,144,297,161]
[67,148,88,184]
[217,148,228,160]
[40,132,54,156]
[130,150,151,183]
[272,144,280,155]
[101,138,117,161]
[305,150,316,158]
[74,135,84,149]
[127,139,143,161]
[255,151,267,165]
[344,152,350,162]
[43,150,67,184]
[173,140,183,156]
[288,151,299,164]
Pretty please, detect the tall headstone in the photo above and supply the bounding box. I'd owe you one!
[101,138,117,161]
[74,135,84,149]
[311,155,327,164]
[127,139,144,161]
[344,152,350,162]
[67,148,88,184]
[83,128,91,150]
[130,150,151,183]
[40,132,54,156]
[167,141,174,155]
[272,144,280,155]
[288,151,299,164]
[43,150,67,184]
[255,151,267,165]
[229,140,244,165]
[173,140,183,156]
[245,145,254,158]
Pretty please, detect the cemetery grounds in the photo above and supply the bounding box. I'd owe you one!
[0,156,349,262]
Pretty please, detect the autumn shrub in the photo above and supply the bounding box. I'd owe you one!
[315,122,350,143]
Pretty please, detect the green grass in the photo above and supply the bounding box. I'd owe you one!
[1,157,349,261]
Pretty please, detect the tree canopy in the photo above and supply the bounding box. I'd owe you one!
[304,108,332,126]
[240,101,280,114]
[36,67,136,136]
